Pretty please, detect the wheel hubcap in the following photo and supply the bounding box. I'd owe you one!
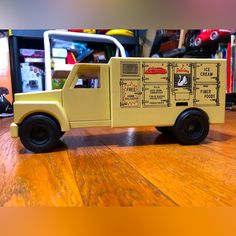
[30,126,49,145]
[185,119,203,138]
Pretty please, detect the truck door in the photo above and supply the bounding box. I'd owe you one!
[63,64,110,122]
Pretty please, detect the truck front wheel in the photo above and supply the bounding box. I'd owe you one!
[19,115,61,153]
[173,109,209,145]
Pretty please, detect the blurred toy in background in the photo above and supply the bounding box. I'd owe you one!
[96,29,109,34]
[184,30,201,48]
[51,39,94,63]
[20,63,44,93]
[106,29,134,37]
[93,51,107,63]
[51,70,70,90]
[147,29,234,60]
[0,87,13,117]
[149,30,184,58]
[68,29,134,36]
[68,29,96,34]
[194,29,232,47]
[52,78,67,89]
[83,29,96,34]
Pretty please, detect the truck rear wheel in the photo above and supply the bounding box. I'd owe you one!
[173,109,209,145]
[19,115,61,153]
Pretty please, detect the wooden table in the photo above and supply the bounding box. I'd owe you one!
[0,111,236,206]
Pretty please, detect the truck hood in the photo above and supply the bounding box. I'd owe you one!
[14,90,62,103]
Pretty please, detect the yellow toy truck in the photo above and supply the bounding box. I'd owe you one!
[10,57,226,152]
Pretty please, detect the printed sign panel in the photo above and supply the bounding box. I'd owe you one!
[143,84,168,107]
[173,63,192,89]
[120,79,141,108]
[143,62,169,83]
[194,84,219,106]
[174,73,191,89]
[195,63,218,83]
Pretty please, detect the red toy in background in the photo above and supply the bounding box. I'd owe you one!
[194,29,232,46]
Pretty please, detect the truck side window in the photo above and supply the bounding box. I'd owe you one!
[74,70,100,89]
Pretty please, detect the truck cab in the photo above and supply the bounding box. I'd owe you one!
[62,63,111,128]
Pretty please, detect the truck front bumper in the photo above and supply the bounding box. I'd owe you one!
[10,122,19,138]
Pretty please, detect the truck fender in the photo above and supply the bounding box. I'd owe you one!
[14,101,70,132]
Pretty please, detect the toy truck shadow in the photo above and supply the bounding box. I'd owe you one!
[11,57,226,153]
[19,128,232,154]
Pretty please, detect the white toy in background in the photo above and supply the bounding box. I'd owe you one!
[20,63,44,93]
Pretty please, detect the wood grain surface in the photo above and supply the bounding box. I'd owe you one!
[0,111,236,206]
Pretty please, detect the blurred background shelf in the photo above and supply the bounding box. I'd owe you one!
[9,30,140,93]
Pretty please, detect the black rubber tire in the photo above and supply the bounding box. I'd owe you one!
[155,127,172,134]
[173,109,209,145]
[19,115,61,153]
